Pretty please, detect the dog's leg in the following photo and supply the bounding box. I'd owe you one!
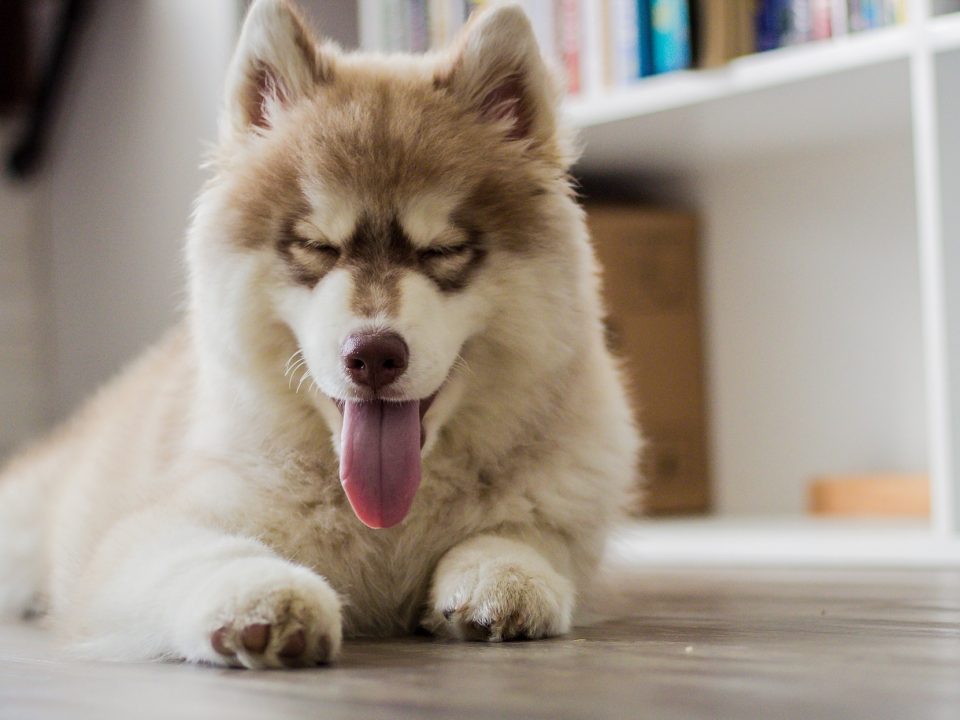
[0,470,49,619]
[425,533,575,642]
[0,443,68,620]
[61,512,342,669]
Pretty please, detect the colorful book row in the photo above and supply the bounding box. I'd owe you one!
[360,0,920,96]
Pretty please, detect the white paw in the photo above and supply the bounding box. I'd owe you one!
[428,537,574,642]
[177,559,342,669]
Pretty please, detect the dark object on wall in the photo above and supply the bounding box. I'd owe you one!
[0,1,31,114]
[587,204,711,516]
[6,0,91,180]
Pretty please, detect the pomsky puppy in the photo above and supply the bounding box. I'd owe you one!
[0,0,638,668]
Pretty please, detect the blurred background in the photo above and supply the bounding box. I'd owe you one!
[2,0,960,557]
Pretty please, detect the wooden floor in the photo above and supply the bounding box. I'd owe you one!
[2,567,960,719]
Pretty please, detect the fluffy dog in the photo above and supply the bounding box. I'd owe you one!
[0,0,638,668]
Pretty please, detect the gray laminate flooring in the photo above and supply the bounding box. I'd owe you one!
[2,567,959,719]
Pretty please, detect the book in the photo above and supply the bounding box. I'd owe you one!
[695,0,756,68]
[831,0,849,36]
[756,0,788,52]
[519,0,557,64]
[637,0,654,77]
[381,0,411,53]
[556,0,582,94]
[811,0,832,39]
[361,0,913,85]
[428,0,468,48]
[607,0,640,85]
[783,0,813,45]
[408,0,429,52]
[650,0,692,73]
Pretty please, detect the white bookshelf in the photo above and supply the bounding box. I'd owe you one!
[569,3,960,564]
[352,2,960,564]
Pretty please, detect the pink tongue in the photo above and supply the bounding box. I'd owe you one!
[339,400,422,529]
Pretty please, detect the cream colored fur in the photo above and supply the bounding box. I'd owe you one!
[0,0,639,668]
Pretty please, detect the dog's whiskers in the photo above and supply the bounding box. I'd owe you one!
[286,359,307,378]
[453,354,475,378]
[295,368,314,395]
[285,357,308,390]
[283,349,304,375]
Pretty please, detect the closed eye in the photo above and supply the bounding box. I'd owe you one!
[418,243,470,260]
[292,235,340,258]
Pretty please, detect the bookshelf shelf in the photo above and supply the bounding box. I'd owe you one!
[929,11,960,50]
[608,517,960,567]
[564,25,914,130]
[571,46,912,173]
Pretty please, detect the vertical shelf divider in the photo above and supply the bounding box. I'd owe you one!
[910,0,957,537]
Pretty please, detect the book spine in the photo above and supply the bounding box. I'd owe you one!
[637,0,654,77]
[431,0,466,47]
[428,0,445,48]
[850,0,879,30]
[520,0,557,62]
[650,0,692,73]
[831,0,849,36]
[383,0,413,51]
[581,0,605,96]
[733,0,757,57]
[609,0,640,85]
[359,0,384,51]
[784,0,813,44]
[811,0,833,39]
[556,0,582,94]
[601,0,613,86]
[885,0,904,24]
[409,0,429,52]
[755,0,786,51]
[894,0,908,23]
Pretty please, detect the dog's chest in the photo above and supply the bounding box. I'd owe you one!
[251,460,488,635]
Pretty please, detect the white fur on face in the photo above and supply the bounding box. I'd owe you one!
[273,263,488,406]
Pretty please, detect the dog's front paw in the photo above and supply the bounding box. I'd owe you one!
[428,536,574,642]
[179,559,342,669]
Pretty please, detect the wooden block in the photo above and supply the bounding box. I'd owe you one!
[808,474,930,517]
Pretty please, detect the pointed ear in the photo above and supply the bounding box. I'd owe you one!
[221,0,333,138]
[437,5,558,145]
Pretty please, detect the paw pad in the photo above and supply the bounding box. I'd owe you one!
[210,621,331,669]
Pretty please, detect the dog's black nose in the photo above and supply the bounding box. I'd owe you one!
[342,332,409,391]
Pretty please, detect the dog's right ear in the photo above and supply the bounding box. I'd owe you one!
[221,0,333,138]
[436,6,558,147]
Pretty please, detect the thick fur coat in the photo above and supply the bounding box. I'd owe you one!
[0,0,639,668]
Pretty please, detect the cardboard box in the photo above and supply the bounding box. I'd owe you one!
[587,205,710,515]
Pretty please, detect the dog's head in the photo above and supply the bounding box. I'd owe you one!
[188,0,584,528]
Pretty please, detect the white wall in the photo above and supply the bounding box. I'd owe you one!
[46,0,238,417]
[0,124,49,458]
[699,139,927,515]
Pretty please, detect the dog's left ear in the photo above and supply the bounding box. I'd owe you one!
[221,0,333,139]
[438,5,558,146]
